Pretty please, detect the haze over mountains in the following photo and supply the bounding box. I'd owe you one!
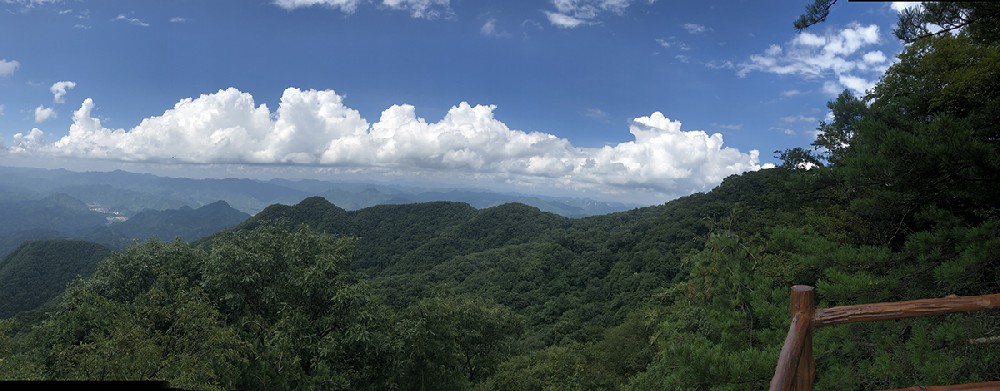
[0,165,639,217]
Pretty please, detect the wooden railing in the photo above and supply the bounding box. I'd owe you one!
[769,285,1000,391]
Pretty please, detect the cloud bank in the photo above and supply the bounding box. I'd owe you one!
[9,88,770,203]
[738,23,892,96]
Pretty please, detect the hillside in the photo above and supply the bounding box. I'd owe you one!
[0,240,112,318]
[2,8,999,389]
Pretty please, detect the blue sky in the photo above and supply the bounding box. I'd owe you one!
[0,0,914,204]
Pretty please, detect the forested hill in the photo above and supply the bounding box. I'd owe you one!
[2,4,999,390]
[0,240,111,318]
[215,167,803,349]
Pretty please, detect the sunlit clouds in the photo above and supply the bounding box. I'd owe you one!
[9,88,771,203]
[738,23,892,96]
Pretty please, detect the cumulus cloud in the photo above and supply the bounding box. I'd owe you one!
[11,128,45,153]
[0,58,19,77]
[382,0,450,19]
[50,80,76,103]
[738,23,890,95]
[544,0,642,28]
[34,105,56,123]
[11,88,770,202]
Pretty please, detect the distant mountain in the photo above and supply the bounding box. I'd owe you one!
[0,166,309,214]
[52,184,190,216]
[0,166,641,217]
[0,240,112,317]
[0,194,110,239]
[87,200,251,245]
[0,190,250,257]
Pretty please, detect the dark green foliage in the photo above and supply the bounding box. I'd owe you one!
[4,6,1000,388]
[398,295,523,390]
[895,2,1000,43]
[794,0,837,31]
[0,240,111,317]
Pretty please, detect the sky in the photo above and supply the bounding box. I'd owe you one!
[0,0,919,205]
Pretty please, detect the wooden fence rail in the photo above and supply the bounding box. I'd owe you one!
[769,285,1000,391]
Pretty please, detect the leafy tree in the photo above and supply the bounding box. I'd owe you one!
[202,224,399,390]
[793,0,838,31]
[895,2,1000,43]
[398,295,523,390]
[34,241,245,390]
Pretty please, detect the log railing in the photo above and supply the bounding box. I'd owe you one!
[769,285,1000,391]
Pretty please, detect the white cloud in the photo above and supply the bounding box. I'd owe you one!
[862,50,886,64]
[543,0,643,28]
[4,0,61,9]
[382,0,450,19]
[705,60,734,70]
[682,23,709,34]
[822,80,842,95]
[12,88,770,203]
[738,23,889,95]
[545,12,586,29]
[170,17,186,23]
[11,128,45,153]
[50,80,76,103]
[0,104,5,117]
[838,74,875,95]
[656,36,690,51]
[272,0,361,12]
[34,105,56,123]
[480,18,507,37]
[0,58,19,77]
[793,32,825,46]
[112,14,150,27]
[890,2,921,13]
[781,89,801,97]
[781,114,818,123]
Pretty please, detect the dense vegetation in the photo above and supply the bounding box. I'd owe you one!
[1,3,998,389]
[0,240,111,318]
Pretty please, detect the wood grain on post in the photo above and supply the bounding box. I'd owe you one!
[813,293,1000,328]
[769,285,815,391]
[792,286,815,391]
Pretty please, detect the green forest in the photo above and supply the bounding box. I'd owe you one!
[2,3,999,390]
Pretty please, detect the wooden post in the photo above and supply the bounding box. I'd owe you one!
[791,285,815,391]
[769,285,816,391]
